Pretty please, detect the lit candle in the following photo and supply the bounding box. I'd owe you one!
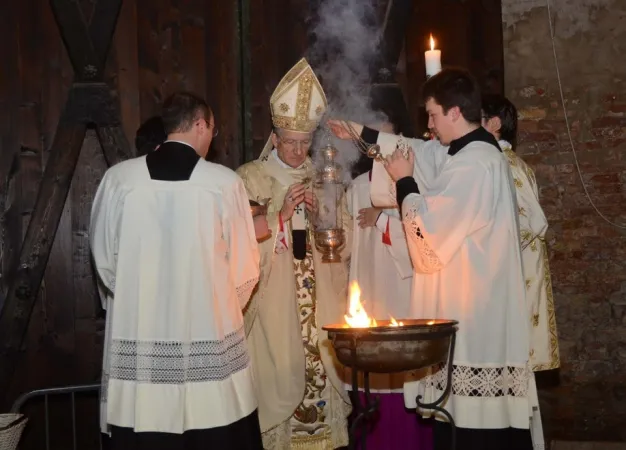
[425,34,442,77]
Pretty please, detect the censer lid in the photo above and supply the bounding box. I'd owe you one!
[316,143,342,184]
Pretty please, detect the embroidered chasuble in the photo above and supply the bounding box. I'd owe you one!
[90,142,261,443]
[345,172,413,393]
[365,128,545,449]
[499,140,560,372]
[236,151,352,450]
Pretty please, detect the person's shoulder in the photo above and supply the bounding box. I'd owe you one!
[102,155,148,186]
[235,159,265,179]
[194,160,243,187]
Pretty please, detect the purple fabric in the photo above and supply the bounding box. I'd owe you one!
[351,392,433,449]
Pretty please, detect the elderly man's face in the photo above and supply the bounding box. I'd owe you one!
[271,129,313,168]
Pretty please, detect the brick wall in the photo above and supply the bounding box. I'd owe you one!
[502,0,626,441]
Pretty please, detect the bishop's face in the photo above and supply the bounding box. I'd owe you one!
[272,129,313,168]
[425,98,456,146]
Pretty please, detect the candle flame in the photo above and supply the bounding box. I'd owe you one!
[429,34,436,51]
[344,282,377,328]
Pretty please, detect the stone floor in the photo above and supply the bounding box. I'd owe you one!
[552,442,626,450]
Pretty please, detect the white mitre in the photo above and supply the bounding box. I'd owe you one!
[258,58,328,161]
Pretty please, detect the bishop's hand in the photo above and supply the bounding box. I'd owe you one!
[327,119,363,140]
[280,183,306,222]
[384,148,415,182]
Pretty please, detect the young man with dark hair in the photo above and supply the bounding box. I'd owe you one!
[482,94,560,377]
[134,116,167,156]
[91,91,264,450]
[329,69,543,450]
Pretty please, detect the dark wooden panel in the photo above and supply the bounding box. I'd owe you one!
[179,0,207,97]
[248,0,312,159]
[248,0,277,157]
[112,0,141,147]
[205,0,243,168]
[137,0,163,122]
[0,0,21,314]
[405,0,504,134]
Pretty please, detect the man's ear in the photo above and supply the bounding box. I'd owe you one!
[487,116,502,135]
[271,131,279,148]
[449,106,461,121]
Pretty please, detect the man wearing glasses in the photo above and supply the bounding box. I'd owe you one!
[236,59,352,449]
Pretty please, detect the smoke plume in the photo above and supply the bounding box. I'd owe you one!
[307,0,388,183]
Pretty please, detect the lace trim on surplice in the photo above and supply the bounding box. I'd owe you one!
[402,196,444,274]
[428,362,530,398]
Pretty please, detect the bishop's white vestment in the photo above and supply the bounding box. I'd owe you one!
[90,142,261,447]
[366,127,544,449]
[236,150,352,450]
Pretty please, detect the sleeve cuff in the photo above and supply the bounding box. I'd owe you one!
[360,126,379,145]
[396,176,420,208]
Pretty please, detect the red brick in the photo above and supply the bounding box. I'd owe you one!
[591,116,626,127]
[590,173,621,183]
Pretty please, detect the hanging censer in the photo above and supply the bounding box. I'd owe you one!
[342,121,384,162]
[312,130,346,263]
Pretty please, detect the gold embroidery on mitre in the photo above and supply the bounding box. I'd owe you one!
[269,58,327,134]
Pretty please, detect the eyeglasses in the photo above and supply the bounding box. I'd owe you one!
[278,137,312,149]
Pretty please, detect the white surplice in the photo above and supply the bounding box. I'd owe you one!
[90,155,260,434]
[368,131,544,448]
[346,172,414,393]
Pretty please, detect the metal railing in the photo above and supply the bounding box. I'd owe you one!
[10,384,102,450]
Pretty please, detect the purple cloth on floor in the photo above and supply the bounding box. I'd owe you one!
[351,392,433,450]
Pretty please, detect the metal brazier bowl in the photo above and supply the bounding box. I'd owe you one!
[322,319,458,373]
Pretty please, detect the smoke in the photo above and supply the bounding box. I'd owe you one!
[307,0,389,184]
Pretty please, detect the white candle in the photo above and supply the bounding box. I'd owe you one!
[425,34,442,77]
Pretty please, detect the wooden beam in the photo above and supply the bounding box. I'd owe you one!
[0,119,86,399]
[49,0,122,81]
[0,0,130,396]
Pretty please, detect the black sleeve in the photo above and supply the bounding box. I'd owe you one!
[396,176,420,209]
[360,126,379,145]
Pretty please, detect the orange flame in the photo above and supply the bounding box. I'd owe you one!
[427,320,435,325]
[344,282,377,328]
[429,34,435,51]
[390,316,404,327]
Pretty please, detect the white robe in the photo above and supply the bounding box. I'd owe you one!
[346,172,414,393]
[90,155,260,434]
[369,131,544,448]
